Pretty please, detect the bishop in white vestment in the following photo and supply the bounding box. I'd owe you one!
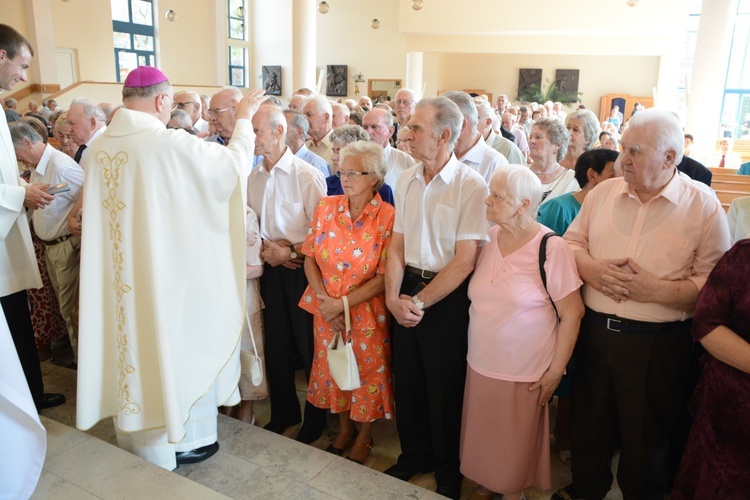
[76,66,266,470]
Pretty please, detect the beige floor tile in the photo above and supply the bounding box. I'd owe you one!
[309,457,426,499]
[32,471,102,500]
[41,416,92,461]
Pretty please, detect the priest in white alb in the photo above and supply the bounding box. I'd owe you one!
[76,66,266,470]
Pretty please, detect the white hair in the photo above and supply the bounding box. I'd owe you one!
[490,164,543,218]
[627,108,684,165]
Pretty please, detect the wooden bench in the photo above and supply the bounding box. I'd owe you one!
[705,168,750,212]
[711,181,750,194]
[711,172,745,182]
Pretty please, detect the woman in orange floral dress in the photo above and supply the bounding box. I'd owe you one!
[299,141,395,464]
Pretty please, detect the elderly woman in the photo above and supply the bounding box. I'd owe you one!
[299,141,396,464]
[325,124,394,205]
[528,118,579,205]
[460,165,584,499]
[54,114,78,159]
[560,109,600,170]
[672,240,750,498]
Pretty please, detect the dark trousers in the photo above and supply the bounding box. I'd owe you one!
[570,311,692,500]
[392,272,470,489]
[260,263,325,430]
[1,290,44,408]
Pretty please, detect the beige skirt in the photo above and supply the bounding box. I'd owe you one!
[459,367,552,494]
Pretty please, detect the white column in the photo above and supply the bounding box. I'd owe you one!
[25,0,59,94]
[685,0,738,160]
[405,51,424,99]
[292,0,317,93]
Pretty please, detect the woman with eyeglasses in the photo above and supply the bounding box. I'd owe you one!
[324,125,394,205]
[298,140,396,465]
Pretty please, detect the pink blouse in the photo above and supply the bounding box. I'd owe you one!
[467,225,582,382]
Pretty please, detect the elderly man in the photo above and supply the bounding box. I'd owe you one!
[331,102,350,128]
[283,109,330,176]
[0,23,66,414]
[67,97,106,165]
[444,91,507,183]
[362,107,416,191]
[287,93,306,112]
[206,87,243,145]
[358,95,373,112]
[385,97,489,499]
[11,122,84,363]
[556,109,731,500]
[247,105,327,443]
[501,111,529,158]
[393,88,416,139]
[495,94,510,114]
[475,99,526,166]
[303,94,334,164]
[76,66,266,471]
[167,109,194,133]
[173,90,208,135]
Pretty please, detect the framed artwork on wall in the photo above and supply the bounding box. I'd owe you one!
[326,65,348,97]
[518,68,542,96]
[555,69,580,95]
[262,66,282,96]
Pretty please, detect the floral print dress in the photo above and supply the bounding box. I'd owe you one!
[299,194,395,422]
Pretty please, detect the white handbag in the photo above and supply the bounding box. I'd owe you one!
[326,296,361,391]
[240,311,263,387]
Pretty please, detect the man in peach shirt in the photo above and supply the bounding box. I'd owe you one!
[557,109,731,500]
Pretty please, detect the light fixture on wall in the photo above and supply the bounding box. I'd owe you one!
[165,9,177,22]
[411,0,424,10]
[370,18,380,29]
[319,2,330,14]
[627,0,638,6]
[353,72,365,95]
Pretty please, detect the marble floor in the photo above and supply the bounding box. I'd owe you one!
[34,358,623,500]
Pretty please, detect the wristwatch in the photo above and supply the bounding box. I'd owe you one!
[289,247,298,260]
[412,294,425,310]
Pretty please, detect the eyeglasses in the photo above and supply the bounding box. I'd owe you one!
[208,107,232,117]
[335,170,373,178]
[395,100,413,107]
[172,101,198,110]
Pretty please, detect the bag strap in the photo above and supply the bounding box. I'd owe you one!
[539,231,560,321]
[245,310,260,358]
[342,295,352,344]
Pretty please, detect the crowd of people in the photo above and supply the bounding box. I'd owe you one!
[3,21,750,499]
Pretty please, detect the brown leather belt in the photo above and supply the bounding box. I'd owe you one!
[43,234,73,246]
[405,265,438,280]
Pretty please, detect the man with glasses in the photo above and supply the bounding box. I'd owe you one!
[206,87,242,146]
[393,88,416,144]
[247,105,327,443]
[173,90,208,135]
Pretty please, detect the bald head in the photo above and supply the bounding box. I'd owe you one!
[209,87,242,140]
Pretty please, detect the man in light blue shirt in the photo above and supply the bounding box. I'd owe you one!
[283,109,330,176]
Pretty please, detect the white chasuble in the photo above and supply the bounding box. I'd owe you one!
[77,109,254,444]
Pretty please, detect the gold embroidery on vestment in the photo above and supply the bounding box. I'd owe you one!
[99,150,140,415]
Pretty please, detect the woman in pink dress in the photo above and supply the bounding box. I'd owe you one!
[460,165,584,499]
[299,141,395,464]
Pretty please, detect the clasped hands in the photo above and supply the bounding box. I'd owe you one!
[387,295,424,328]
[593,257,659,303]
[261,239,302,269]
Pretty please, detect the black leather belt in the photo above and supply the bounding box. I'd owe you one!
[405,265,438,280]
[43,234,73,246]
[586,308,686,334]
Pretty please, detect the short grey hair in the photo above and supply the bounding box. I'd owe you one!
[490,164,543,219]
[169,109,193,129]
[332,102,350,117]
[9,121,44,146]
[533,118,570,161]
[627,108,684,165]
[283,109,309,136]
[365,107,393,127]
[339,140,387,191]
[443,91,478,128]
[70,97,107,123]
[122,80,171,100]
[262,96,284,108]
[330,124,370,146]
[415,96,463,149]
[566,109,601,150]
[305,94,333,115]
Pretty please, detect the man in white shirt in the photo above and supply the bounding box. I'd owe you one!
[304,95,335,165]
[0,23,66,414]
[502,111,530,159]
[67,97,106,165]
[362,107,416,192]
[11,122,84,362]
[173,90,209,135]
[384,97,489,499]
[475,99,526,166]
[444,91,508,183]
[247,105,327,443]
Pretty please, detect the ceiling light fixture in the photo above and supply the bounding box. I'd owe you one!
[319,1,330,14]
